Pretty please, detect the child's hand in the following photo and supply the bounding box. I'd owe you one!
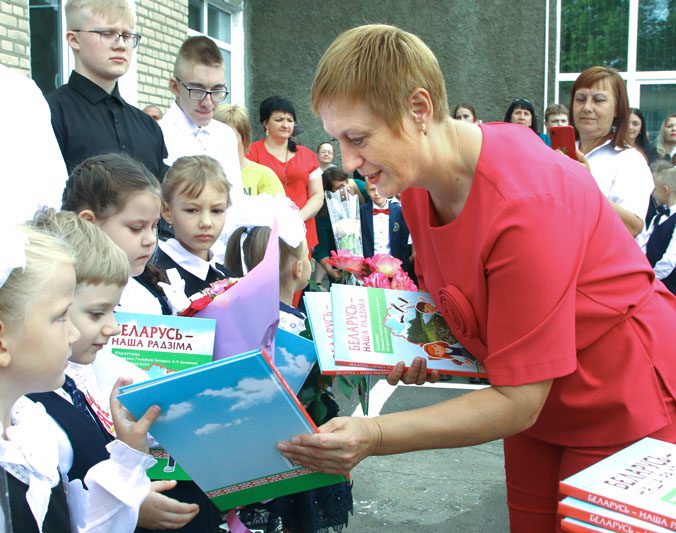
[110,377,160,454]
[138,480,200,529]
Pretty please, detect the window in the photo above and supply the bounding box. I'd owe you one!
[187,0,244,105]
[29,0,63,94]
[556,0,676,137]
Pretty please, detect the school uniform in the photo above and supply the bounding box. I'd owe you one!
[154,238,235,298]
[636,202,676,294]
[360,200,413,276]
[4,397,153,532]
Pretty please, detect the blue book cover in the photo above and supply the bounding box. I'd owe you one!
[118,349,347,510]
[274,328,317,395]
[304,292,385,375]
[330,285,487,377]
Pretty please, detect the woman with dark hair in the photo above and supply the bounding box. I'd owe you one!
[276,25,676,532]
[452,102,478,123]
[571,67,654,236]
[628,107,658,164]
[246,96,324,249]
[504,98,539,134]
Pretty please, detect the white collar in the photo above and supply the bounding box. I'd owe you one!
[164,101,214,138]
[158,238,221,281]
[4,398,62,531]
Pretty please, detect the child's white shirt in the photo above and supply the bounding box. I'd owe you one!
[117,277,163,315]
[6,396,154,532]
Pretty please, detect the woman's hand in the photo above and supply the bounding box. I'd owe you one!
[138,480,200,529]
[110,377,160,454]
[277,416,383,475]
[386,357,440,386]
[320,259,342,281]
[573,148,591,171]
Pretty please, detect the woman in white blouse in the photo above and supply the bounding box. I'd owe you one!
[571,66,654,237]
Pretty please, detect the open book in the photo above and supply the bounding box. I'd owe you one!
[118,348,347,510]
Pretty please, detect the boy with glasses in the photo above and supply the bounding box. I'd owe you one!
[47,0,167,179]
[160,36,243,205]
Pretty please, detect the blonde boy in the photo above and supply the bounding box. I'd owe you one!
[47,0,167,177]
[30,209,199,529]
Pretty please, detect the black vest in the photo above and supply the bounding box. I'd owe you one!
[5,466,71,533]
[152,247,234,298]
[645,211,676,294]
[27,392,114,483]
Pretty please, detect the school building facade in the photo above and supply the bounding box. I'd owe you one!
[1,0,673,147]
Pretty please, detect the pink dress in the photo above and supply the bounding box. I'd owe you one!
[246,140,320,249]
[401,123,676,447]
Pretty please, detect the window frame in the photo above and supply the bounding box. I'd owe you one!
[187,0,244,106]
[555,0,676,108]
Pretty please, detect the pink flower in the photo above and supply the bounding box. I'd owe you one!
[367,254,402,276]
[328,249,366,275]
[362,272,392,289]
[390,270,418,292]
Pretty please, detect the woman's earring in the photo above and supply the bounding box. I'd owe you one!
[420,123,428,136]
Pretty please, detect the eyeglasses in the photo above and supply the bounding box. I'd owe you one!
[176,79,229,102]
[72,29,142,49]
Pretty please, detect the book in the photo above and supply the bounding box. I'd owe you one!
[330,284,487,377]
[274,328,317,395]
[110,312,217,480]
[561,517,615,532]
[304,292,385,375]
[118,348,347,510]
[559,438,676,531]
[559,497,672,533]
[111,312,216,378]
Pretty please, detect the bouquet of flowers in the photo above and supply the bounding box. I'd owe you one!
[325,187,362,255]
[327,249,418,291]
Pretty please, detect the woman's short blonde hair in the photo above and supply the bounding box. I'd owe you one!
[0,226,74,328]
[214,104,251,151]
[311,24,448,135]
[32,209,129,287]
[65,0,134,29]
[163,155,231,206]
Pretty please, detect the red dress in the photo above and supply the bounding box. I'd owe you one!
[246,140,320,249]
[401,123,676,448]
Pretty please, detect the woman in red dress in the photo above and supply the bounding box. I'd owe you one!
[277,25,676,532]
[246,96,324,250]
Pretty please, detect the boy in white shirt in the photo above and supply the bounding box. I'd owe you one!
[160,36,244,204]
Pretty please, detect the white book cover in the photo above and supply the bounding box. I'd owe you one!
[559,496,672,533]
[560,438,676,531]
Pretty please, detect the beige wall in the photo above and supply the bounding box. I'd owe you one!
[0,0,30,74]
[136,0,187,114]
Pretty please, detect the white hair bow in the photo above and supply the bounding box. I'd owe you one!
[0,223,27,288]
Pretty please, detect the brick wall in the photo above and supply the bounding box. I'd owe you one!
[136,0,187,114]
[0,0,30,74]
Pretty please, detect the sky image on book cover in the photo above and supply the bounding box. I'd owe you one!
[118,349,345,509]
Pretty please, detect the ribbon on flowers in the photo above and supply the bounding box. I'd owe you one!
[0,223,27,288]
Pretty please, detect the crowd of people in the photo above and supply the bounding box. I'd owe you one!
[0,1,675,532]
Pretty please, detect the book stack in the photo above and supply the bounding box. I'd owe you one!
[305,285,487,378]
[558,437,676,532]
